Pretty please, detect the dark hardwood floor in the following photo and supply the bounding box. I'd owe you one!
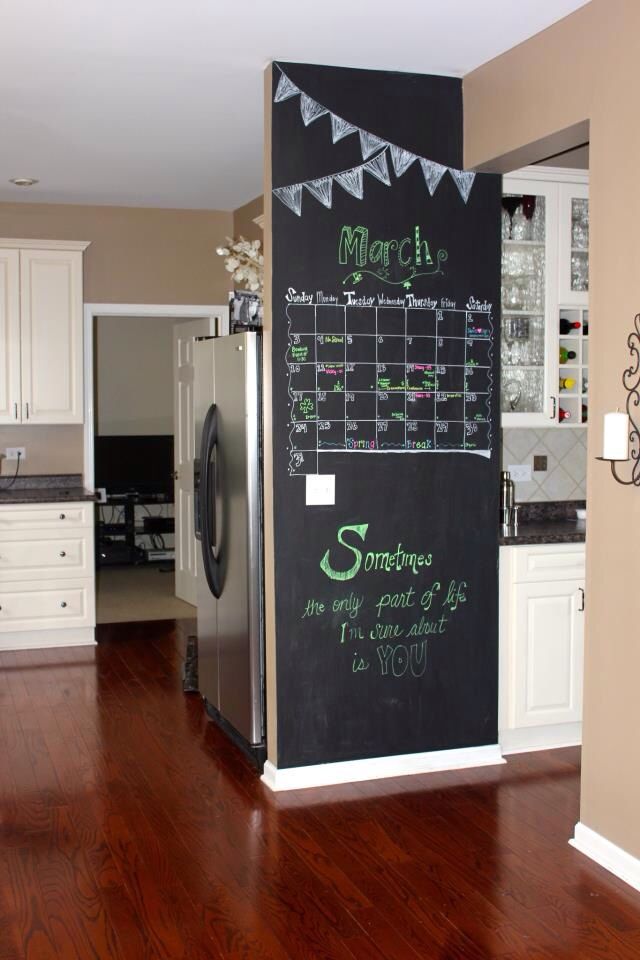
[1,619,640,959]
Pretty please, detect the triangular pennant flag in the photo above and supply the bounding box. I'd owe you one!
[419,158,447,196]
[330,113,358,144]
[274,71,300,103]
[364,151,391,186]
[304,177,333,209]
[449,168,476,203]
[273,184,303,216]
[335,166,364,200]
[390,144,418,178]
[300,93,328,126]
[359,129,387,160]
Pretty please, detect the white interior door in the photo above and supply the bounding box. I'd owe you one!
[173,318,216,604]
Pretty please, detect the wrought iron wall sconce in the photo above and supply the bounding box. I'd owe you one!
[596,313,640,486]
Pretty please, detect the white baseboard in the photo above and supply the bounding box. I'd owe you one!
[500,721,581,755]
[0,627,96,651]
[570,822,640,893]
[261,743,505,792]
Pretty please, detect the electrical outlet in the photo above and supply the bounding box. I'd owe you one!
[533,455,548,472]
[5,447,26,461]
[508,463,532,483]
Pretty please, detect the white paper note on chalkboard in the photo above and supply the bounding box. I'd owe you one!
[306,474,335,506]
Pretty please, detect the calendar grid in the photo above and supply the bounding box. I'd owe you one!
[287,301,493,475]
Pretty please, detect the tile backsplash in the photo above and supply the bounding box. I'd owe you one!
[502,428,587,501]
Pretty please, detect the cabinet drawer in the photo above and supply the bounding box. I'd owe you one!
[512,544,585,583]
[0,578,94,632]
[0,531,93,581]
[0,501,93,531]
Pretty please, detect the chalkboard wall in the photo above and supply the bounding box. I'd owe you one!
[270,62,501,768]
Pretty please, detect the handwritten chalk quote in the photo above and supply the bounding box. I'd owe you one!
[301,522,468,678]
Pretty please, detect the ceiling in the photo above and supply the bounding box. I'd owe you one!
[0,0,590,211]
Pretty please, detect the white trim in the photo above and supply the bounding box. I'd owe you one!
[500,721,581,755]
[508,164,589,184]
[0,238,90,251]
[261,744,504,792]
[0,627,96,651]
[83,302,228,488]
[570,822,640,894]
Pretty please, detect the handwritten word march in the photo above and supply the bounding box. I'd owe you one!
[301,522,468,680]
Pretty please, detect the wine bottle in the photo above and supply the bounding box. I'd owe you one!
[559,347,577,364]
[559,377,576,390]
[583,319,589,336]
[559,318,581,335]
[582,404,588,423]
[559,407,572,422]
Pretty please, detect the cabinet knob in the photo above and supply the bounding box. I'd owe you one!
[59,513,66,520]
[59,550,66,558]
[60,601,67,608]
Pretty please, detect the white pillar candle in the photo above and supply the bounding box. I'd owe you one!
[603,411,630,460]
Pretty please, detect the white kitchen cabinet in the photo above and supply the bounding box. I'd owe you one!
[0,501,96,650]
[499,542,585,753]
[501,167,588,428]
[0,239,89,425]
[0,249,20,423]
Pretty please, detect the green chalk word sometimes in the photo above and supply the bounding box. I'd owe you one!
[319,523,433,582]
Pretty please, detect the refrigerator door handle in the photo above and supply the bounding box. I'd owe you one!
[199,403,223,599]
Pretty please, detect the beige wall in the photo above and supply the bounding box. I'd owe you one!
[0,200,233,478]
[233,196,264,244]
[0,201,233,304]
[464,0,640,860]
[0,425,83,477]
[95,316,176,436]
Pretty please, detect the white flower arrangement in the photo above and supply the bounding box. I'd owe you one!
[216,236,264,294]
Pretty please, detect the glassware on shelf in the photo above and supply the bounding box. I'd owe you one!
[500,367,544,414]
[502,196,521,240]
[501,208,511,241]
[571,198,589,249]
[570,197,589,292]
[531,195,546,242]
[511,206,528,241]
[571,251,589,292]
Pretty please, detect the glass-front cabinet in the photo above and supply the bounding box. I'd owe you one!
[501,167,589,428]
[559,182,589,307]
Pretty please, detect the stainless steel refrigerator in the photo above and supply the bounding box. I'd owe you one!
[193,332,265,762]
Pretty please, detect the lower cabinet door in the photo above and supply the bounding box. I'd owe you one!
[0,578,95,632]
[513,578,584,727]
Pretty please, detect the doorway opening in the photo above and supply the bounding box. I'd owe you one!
[83,303,227,624]
[495,131,590,758]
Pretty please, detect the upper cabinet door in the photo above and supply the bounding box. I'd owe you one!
[0,249,21,424]
[501,178,559,428]
[558,182,589,307]
[19,249,84,424]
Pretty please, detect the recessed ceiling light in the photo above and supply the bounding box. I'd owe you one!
[9,177,39,187]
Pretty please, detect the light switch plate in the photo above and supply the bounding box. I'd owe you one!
[508,463,532,483]
[306,474,335,506]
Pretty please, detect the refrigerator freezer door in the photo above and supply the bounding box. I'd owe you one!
[194,340,220,712]
[213,333,263,745]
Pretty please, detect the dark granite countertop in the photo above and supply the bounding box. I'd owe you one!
[499,500,586,546]
[0,474,97,505]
